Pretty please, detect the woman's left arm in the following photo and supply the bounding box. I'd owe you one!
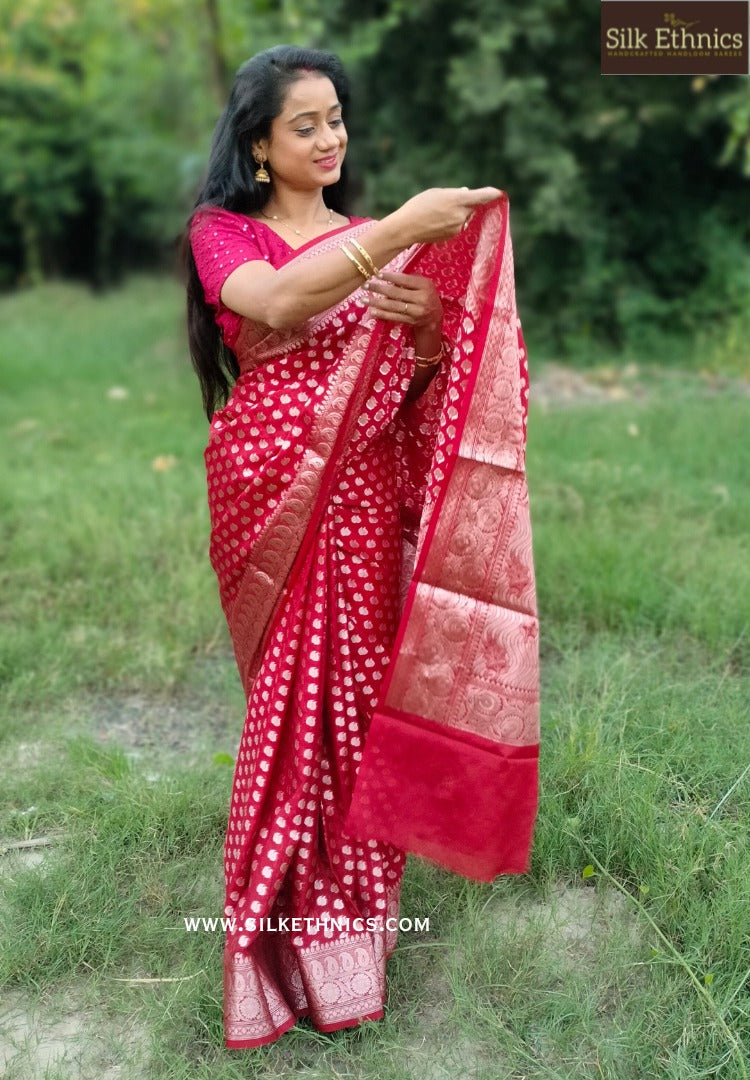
[363,271,444,401]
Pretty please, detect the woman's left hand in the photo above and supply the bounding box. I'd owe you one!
[362,271,442,328]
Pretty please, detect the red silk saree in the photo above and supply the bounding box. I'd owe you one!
[191,195,539,1047]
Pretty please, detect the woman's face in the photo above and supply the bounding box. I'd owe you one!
[256,73,347,192]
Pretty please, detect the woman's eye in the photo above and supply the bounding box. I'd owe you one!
[295,117,343,136]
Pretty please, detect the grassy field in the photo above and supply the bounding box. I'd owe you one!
[1,277,748,1079]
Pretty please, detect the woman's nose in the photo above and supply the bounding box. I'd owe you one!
[317,129,341,149]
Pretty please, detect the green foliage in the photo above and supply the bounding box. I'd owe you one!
[0,0,748,360]
[0,0,236,285]
[0,71,84,285]
[324,0,750,356]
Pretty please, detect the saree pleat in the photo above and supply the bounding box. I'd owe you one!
[221,440,407,1044]
[197,197,538,1047]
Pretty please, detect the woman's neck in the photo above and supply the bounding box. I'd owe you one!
[263,187,331,228]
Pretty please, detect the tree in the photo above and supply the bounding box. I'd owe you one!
[322,0,750,353]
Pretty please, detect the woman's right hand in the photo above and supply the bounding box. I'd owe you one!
[391,186,503,245]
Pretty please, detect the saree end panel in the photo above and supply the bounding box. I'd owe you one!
[344,705,538,881]
[347,196,540,882]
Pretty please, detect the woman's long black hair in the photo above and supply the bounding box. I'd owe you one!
[184,45,351,419]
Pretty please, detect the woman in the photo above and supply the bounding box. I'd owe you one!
[186,44,539,1049]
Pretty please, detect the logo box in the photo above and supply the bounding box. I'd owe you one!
[601,1,749,74]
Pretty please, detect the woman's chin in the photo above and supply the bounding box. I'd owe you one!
[320,169,342,186]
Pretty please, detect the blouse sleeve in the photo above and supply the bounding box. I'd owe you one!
[190,207,266,309]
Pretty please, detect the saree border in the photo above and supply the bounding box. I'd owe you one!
[377,202,511,683]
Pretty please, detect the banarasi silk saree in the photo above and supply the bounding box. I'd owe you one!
[190,195,539,1048]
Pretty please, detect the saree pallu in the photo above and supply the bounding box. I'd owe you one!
[204,196,539,1047]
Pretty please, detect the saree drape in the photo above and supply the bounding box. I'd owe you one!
[199,196,539,1047]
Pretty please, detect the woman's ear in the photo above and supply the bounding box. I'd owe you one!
[252,139,269,163]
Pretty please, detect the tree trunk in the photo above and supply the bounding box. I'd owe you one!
[205,0,230,103]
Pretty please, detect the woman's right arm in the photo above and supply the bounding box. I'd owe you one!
[219,186,501,330]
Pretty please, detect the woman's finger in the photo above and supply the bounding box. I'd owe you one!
[365,290,425,314]
[366,305,421,323]
[460,186,503,206]
[365,285,418,307]
[366,280,431,307]
[369,309,409,324]
[365,277,413,297]
[367,301,418,324]
[375,271,424,288]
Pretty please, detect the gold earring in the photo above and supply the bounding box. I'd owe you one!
[253,155,270,184]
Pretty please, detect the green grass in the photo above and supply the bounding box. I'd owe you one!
[1,277,224,716]
[1,278,748,1078]
[532,385,750,654]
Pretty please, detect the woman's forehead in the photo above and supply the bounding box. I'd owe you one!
[279,74,339,118]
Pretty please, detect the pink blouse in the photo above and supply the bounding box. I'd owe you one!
[190,206,368,350]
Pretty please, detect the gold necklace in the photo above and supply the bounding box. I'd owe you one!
[261,205,334,241]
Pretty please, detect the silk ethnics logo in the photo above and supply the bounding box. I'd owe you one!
[601,1,749,74]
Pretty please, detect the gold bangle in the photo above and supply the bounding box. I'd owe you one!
[413,343,444,367]
[347,238,380,277]
[340,242,371,281]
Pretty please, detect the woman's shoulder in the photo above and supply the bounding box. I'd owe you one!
[189,206,268,297]
[190,204,253,234]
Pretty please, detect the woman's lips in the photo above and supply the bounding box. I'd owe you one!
[315,155,339,170]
